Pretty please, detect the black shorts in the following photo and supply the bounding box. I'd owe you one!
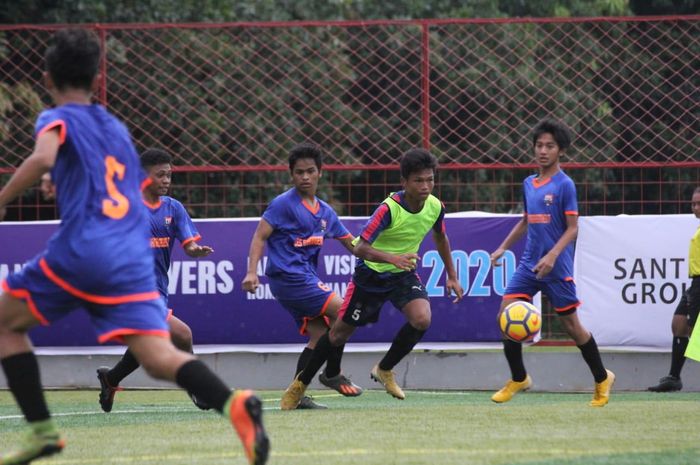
[338,270,429,327]
[673,277,700,327]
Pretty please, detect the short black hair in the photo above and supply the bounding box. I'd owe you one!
[141,148,172,169]
[532,119,573,151]
[400,148,438,179]
[288,143,323,171]
[45,29,101,91]
[694,186,700,195]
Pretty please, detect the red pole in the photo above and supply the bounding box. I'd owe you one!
[421,22,430,150]
[98,26,107,106]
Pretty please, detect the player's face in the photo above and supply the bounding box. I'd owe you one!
[40,173,55,201]
[291,158,321,196]
[692,192,700,219]
[534,133,561,170]
[147,163,172,196]
[402,168,435,202]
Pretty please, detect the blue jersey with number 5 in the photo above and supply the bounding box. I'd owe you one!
[35,104,156,296]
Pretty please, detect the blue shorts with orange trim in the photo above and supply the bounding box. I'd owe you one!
[3,255,169,344]
[268,274,335,335]
[504,263,580,315]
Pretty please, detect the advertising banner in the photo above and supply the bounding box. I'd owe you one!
[575,215,697,348]
[0,216,525,346]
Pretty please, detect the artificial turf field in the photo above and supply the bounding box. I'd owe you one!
[1,389,699,465]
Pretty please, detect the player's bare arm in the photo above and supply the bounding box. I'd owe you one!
[353,238,419,272]
[490,216,528,267]
[242,218,273,293]
[184,241,214,258]
[533,214,578,279]
[433,231,464,303]
[0,129,60,220]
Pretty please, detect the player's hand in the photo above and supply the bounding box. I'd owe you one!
[393,253,420,272]
[241,272,260,293]
[490,248,505,267]
[185,242,214,257]
[533,252,557,279]
[446,277,464,303]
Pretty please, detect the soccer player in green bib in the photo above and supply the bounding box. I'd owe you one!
[280,148,464,409]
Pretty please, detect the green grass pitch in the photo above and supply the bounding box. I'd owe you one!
[1,389,699,465]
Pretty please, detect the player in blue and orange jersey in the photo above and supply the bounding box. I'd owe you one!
[242,142,362,409]
[280,148,464,409]
[96,148,214,412]
[0,29,268,465]
[489,118,614,407]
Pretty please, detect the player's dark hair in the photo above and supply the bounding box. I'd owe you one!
[45,29,101,91]
[141,148,172,169]
[400,148,438,179]
[694,186,700,195]
[288,143,323,172]
[532,119,572,151]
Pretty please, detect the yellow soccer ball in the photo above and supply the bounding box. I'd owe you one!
[499,301,541,343]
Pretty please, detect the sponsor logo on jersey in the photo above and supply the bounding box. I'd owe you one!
[527,214,551,224]
[151,237,170,248]
[293,236,324,247]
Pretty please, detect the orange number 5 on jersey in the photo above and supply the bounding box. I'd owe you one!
[102,155,130,219]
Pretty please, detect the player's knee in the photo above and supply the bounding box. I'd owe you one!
[408,308,431,331]
[412,315,431,331]
[671,316,691,337]
[170,325,193,350]
[328,327,351,346]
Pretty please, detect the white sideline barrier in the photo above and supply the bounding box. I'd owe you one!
[576,215,697,348]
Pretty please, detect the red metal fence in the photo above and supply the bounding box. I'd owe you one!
[1,17,699,220]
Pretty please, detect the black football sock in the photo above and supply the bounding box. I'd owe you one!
[295,347,314,378]
[669,336,689,379]
[175,359,231,413]
[107,349,140,387]
[323,344,345,378]
[578,335,607,383]
[503,339,527,382]
[378,323,426,371]
[298,332,333,385]
[1,352,51,422]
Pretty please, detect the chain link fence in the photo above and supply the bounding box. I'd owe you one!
[1,17,699,338]
[1,17,698,219]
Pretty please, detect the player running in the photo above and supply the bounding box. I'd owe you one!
[0,29,268,465]
[280,148,463,409]
[96,148,214,412]
[489,118,614,407]
[242,143,362,408]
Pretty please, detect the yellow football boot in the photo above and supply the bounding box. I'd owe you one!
[491,374,532,403]
[280,377,308,410]
[370,364,405,400]
[590,369,615,407]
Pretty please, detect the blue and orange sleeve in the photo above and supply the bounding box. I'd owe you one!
[173,199,200,247]
[328,210,351,239]
[261,196,286,230]
[562,178,579,216]
[36,119,67,145]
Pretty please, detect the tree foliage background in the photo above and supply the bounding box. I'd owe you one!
[0,0,698,218]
